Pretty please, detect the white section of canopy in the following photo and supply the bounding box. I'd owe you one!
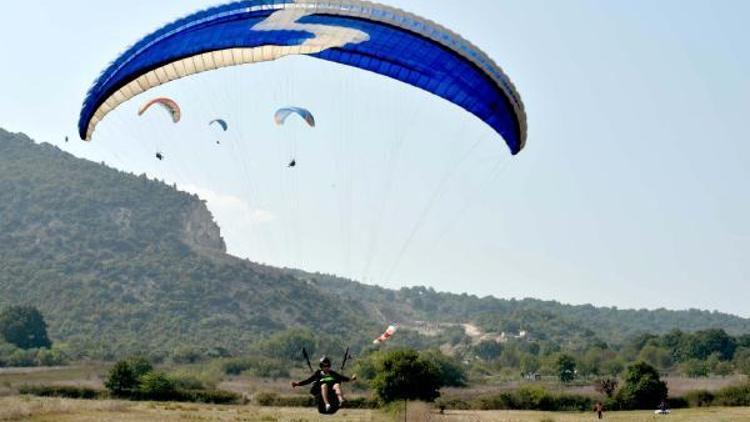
[84,0,526,146]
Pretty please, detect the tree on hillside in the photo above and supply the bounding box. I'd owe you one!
[257,328,317,361]
[734,348,750,376]
[473,340,503,361]
[556,354,577,383]
[371,348,443,403]
[615,361,668,409]
[520,354,540,376]
[0,306,51,349]
[419,349,467,387]
[689,329,737,360]
[638,345,673,370]
[680,359,709,378]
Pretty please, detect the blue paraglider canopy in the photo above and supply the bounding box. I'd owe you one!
[79,0,526,154]
[210,119,229,131]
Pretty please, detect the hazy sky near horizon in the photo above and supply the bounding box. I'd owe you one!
[0,1,748,317]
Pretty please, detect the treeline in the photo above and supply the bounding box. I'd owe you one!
[312,280,750,343]
[452,328,750,381]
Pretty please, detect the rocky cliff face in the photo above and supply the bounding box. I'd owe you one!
[181,200,227,253]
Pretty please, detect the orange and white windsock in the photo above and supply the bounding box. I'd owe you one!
[373,324,399,344]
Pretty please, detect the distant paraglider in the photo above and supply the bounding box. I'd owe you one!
[373,324,398,344]
[209,119,228,131]
[210,119,228,144]
[138,97,181,123]
[274,107,316,128]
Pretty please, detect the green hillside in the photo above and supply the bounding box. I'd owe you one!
[1,128,748,360]
[0,129,372,358]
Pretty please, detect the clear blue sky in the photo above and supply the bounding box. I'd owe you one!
[1,1,748,317]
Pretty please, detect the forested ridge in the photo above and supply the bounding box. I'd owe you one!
[1,128,748,360]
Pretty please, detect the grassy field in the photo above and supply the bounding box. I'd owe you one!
[1,367,748,421]
[2,365,745,399]
[1,397,750,422]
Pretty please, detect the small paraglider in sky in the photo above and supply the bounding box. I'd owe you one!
[373,324,398,344]
[210,119,228,145]
[209,119,228,131]
[274,107,316,127]
[138,97,181,123]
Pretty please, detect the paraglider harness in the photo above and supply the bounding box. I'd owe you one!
[300,347,352,415]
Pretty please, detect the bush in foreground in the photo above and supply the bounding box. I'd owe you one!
[472,386,593,411]
[19,385,104,400]
[614,361,667,410]
[661,383,749,409]
[102,357,241,404]
[714,383,750,407]
[371,348,443,403]
[104,357,153,396]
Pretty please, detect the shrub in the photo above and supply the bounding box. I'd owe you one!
[471,386,593,411]
[34,347,68,366]
[105,360,139,396]
[556,354,576,383]
[220,356,289,378]
[371,348,443,403]
[714,383,750,407]
[170,366,222,390]
[137,371,176,400]
[347,397,379,409]
[473,392,515,410]
[7,349,37,367]
[127,356,153,378]
[19,385,104,400]
[593,377,618,398]
[420,349,467,387]
[435,397,472,410]
[255,391,280,406]
[171,346,205,364]
[681,359,709,378]
[255,391,313,407]
[614,361,667,410]
[683,390,715,407]
[667,396,689,409]
[105,356,155,397]
[170,374,204,391]
[178,389,242,404]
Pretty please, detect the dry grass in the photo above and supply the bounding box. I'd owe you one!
[436,407,750,421]
[0,365,106,396]
[664,375,748,396]
[1,397,749,422]
[0,396,128,421]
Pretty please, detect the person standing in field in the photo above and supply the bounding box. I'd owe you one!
[594,401,605,419]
